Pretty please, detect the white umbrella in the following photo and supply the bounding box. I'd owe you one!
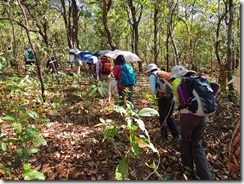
[105,49,141,62]
[98,50,111,56]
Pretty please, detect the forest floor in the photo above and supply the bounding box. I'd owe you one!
[0,70,241,181]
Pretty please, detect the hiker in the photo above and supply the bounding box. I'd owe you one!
[46,54,59,73]
[24,47,35,71]
[144,63,180,141]
[225,65,240,172]
[96,55,113,101]
[169,65,216,180]
[113,55,137,109]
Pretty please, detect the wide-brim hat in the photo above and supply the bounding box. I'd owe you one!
[145,63,160,73]
[170,65,196,79]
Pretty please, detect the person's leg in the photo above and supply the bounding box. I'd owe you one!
[166,115,180,139]
[118,87,125,106]
[157,96,169,139]
[180,117,196,174]
[127,85,136,109]
[191,117,212,180]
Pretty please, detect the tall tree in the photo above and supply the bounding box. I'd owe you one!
[126,0,144,72]
[102,0,116,50]
[60,0,82,49]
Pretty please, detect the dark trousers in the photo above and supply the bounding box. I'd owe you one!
[179,116,212,180]
[25,61,35,72]
[158,93,180,139]
[118,85,136,109]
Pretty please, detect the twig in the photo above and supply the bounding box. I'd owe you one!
[144,157,161,180]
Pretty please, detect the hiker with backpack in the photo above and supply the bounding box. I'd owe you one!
[144,63,180,141]
[24,47,35,71]
[95,55,113,101]
[169,65,219,180]
[113,55,137,109]
[46,54,59,73]
[96,55,112,81]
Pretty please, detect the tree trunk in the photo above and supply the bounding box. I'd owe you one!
[227,0,234,91]
[127,0,143,72]
[102,0,116,50]
[17,0,46,102]
[153,1,159,65]
[167,0,180,65]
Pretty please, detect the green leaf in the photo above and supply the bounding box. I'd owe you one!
[26,127,41,137]
[23,163,31,170]
[18,104,29,110]
[137,108,159,117]
[28,111,39,119]
[4,165,12,174]
[33,138,47,146]
[133,118,145,131]
[19,113,31,122]
[2,115,15,121]
[113,105,127,115]
[28,147,39,154]
[12,122,22,134]
[1,142,7,151]
[21,152,29,161]
[131,142,140,156]
[23,170,45,180]
[145,161,156,169]
[115,156,128,180]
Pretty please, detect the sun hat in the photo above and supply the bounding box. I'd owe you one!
[170,65,196,79]
[145,63,160,73]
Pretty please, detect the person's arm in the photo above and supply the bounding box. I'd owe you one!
[149,74,157,95]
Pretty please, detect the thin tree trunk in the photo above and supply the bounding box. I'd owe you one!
[17,0,46,102]
[153,1,159,65]
[227,0,234,91]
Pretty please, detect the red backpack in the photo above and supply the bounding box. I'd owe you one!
[100,56,112,75]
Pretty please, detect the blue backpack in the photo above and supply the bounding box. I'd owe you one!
[27,49,34,60]
[120,64,137,86]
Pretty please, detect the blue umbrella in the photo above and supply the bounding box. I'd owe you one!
[77,51,98,64]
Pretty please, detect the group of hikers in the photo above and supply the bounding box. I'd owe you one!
[24,47,59,73]
[24,46,240,180]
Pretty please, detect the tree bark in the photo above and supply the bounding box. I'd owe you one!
[102,0,116,50]
[127,0,143,72]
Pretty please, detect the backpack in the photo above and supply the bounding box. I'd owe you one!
[27,49,34,60]
[120,63,137,86]
[153,71,173,94]
[100,56,111,75]
[183,76,218,116]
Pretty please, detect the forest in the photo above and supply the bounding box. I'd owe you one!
[0,0,241,181]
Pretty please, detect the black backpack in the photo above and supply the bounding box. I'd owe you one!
[183,76,218,116]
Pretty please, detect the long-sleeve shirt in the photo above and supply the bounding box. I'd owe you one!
[148,73,157,95]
